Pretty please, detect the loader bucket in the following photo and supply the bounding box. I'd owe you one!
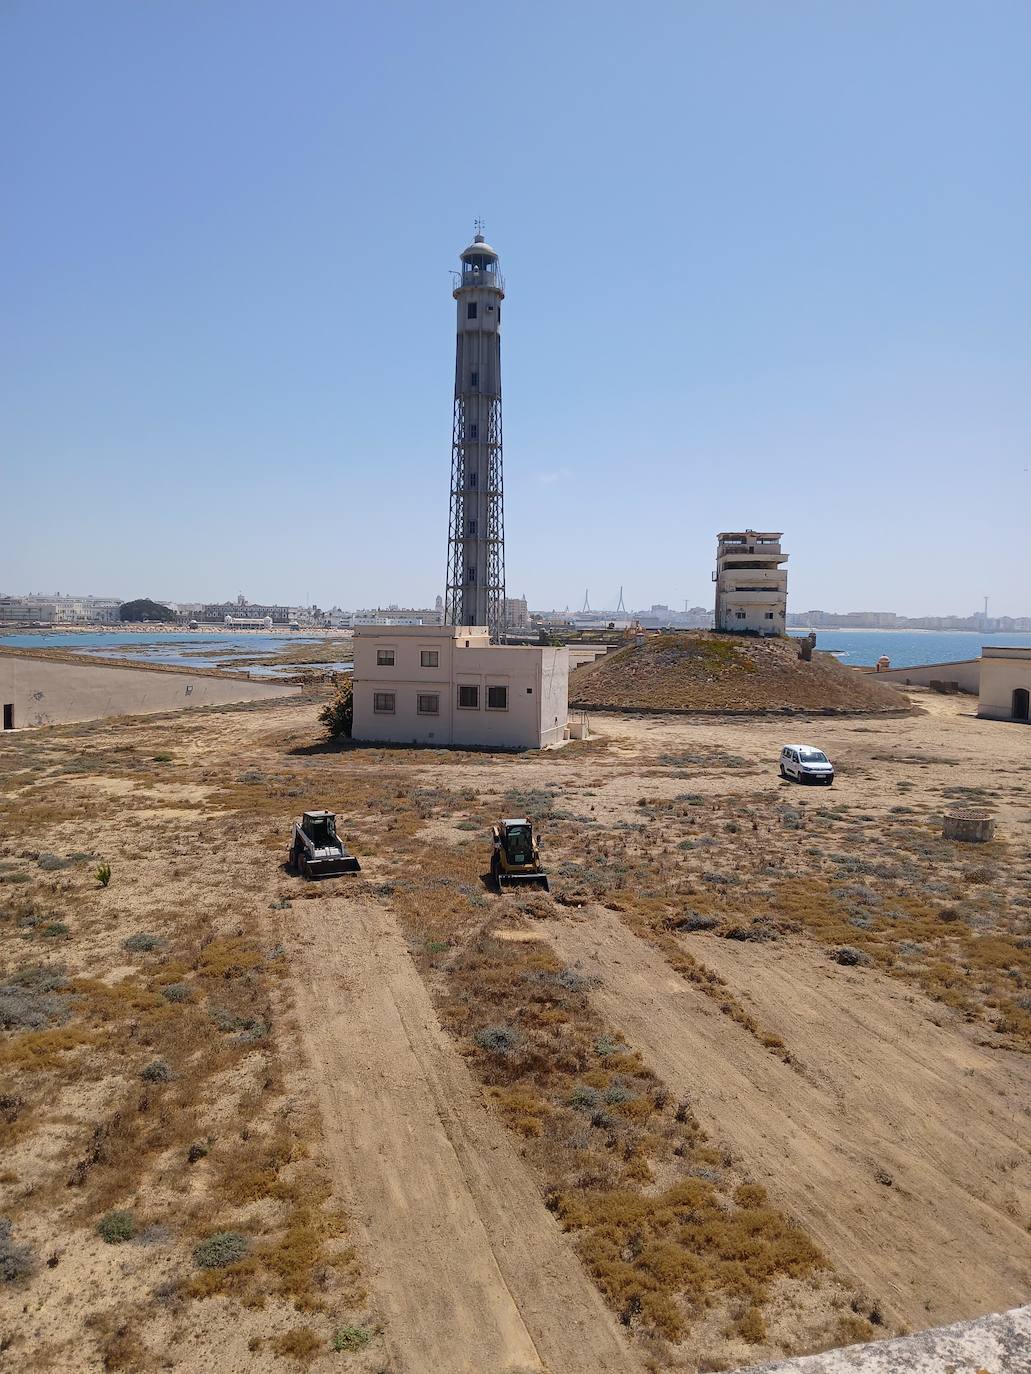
[499,871,549,891]
[306,854,361,877]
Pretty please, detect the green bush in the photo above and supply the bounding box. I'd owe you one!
[194,1231,250,1269]
[161,982,193,1003]
[333,1326,372,1352]
[123,932,163,953]
[474,1024,518,1055]
[319,679,353,738]
[569,1084,600,1111]
[93,862,112,887]
[98,1210,136,1244]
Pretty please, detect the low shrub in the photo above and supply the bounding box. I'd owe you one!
[38,853,74,871]
[140,1059,172,1083]
[93,863,112,887]
[271,1328,321,1361]
[0,970,71,1030]
[123,932,163,954]
[0,1218,34,1282]
[97,1210,136,1244]
[333,1325,372,1352]
[569,1084,600,1111]
[474,1024,518,1055]
[161,983,193,1004]
[194,1231,250,1269]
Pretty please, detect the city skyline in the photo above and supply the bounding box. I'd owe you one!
[5,585,1031,629]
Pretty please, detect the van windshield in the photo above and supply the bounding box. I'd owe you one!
[799,749,827,763]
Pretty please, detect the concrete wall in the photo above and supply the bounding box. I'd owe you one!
[977,647,1031,722]
[350,625,568,749]
[0,654,300,729]
[874,658,981,692]
[735,1303,1030,1373]
[568,646,612,671]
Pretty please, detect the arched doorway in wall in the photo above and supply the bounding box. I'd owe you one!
[1013,687,1030,722]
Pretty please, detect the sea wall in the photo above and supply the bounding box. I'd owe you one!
[0,654,300,728]
[871,658,981,692]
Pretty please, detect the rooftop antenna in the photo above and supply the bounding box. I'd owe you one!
[615,586,627,615]
[473,216,485,239]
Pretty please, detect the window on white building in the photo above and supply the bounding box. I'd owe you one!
[376,649,395,666]
[373,692,395,713]
[457,684,479,709]
[417,694,440,715]
[486,685,508,710]
[420,650,439,668]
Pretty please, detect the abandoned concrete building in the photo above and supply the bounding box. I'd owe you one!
[714,530,788,635]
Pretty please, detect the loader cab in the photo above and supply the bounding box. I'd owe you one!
[302,811,337,847]
[501,819,534,864]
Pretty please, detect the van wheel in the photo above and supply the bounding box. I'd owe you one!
[779,765,787,779]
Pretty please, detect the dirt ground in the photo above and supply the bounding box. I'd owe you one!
[1,689,1029,1372]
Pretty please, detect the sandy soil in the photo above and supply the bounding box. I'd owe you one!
[289,897,638,1374]
[3,688,1029,1372]
[539,907,1031,1330]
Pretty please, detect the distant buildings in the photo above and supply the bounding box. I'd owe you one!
[714,531,788,636]
[788,609,1031,632]
[349,605,444,628]
[504,596,530,632]
[201,595,289,625]
[0,595,122,626]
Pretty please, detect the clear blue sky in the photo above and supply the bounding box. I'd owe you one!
[3,1,1029,615]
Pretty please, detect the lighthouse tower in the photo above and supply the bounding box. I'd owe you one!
[445,225,507,641]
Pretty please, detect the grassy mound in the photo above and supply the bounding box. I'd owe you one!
[568,632,907,715]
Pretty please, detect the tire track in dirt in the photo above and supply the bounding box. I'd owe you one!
[289,898,639,1374]
[540,907,1031,1332]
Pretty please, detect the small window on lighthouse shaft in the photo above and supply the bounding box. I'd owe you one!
[467,302,477,320]
[470,371,479,388]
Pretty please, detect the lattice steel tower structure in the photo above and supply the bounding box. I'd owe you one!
[445,226,506,641]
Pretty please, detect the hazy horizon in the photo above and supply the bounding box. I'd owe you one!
[4,2,1029,615]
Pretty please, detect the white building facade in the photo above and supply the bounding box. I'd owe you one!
[977,647,1031,723]
[351,625,569,749]
[714,531,788,636]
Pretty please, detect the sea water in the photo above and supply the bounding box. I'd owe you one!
[787,629,1031,668]
[0,631,319,670]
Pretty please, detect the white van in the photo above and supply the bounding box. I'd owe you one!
[779,744,834,785]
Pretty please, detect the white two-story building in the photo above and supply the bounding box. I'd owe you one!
[351,625,569,749]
